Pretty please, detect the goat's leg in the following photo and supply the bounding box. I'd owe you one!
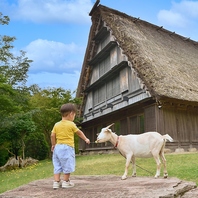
[121,154,132,180]
[131,155,136,177]
[153,155,161,178]
[160,151,168,178]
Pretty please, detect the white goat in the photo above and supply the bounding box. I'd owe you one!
[95,123,173,180]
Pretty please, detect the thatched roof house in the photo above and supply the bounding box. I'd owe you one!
[77,1,198,152]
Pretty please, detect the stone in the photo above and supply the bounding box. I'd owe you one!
[0,176,197,198]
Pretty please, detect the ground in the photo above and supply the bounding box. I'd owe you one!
[0,176,198,198]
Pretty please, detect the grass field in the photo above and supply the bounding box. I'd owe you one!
[0,152,198,194]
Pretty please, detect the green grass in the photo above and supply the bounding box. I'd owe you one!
[0,160,53,194]
[1,152,198,194]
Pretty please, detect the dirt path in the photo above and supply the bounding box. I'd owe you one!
[0,176,198,198]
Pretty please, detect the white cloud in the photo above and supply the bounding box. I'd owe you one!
[24,39,85,74]
[27,71,80,91]
[157,10,187,28]
[157,0,198,28]
[1,0,93,24]
[173,1,198,18]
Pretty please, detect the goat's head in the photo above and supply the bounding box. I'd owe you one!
[95,123,114,143]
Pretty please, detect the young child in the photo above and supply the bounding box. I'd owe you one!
[51,103,90,189]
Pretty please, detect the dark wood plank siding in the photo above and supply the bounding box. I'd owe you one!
[129,116,138,134]
[120,119,128,135]
[144,105,156,132]
[79,100,198,152]
[188,110,198,142]
[177,109,189,143]
[155,106,164,133]
[157,106,198,148]
[161,108,178,140]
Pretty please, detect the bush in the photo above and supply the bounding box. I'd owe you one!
[25,132,49,160]
[0,149,9,167]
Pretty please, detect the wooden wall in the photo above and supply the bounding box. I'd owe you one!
[79,102,198,152]
[156,105,198,149]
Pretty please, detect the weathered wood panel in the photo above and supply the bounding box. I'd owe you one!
[188,110,198,142]
[177,110,189,143]
[117,46,128,63]
[129,68,141,92]
[96,33,110,53]
[120,67,129,92]
[158,106,198,147]
[161,108,178,141]
[129,116,138,134]
[155,106,164,133]
[90,64,99,84]
[144,105,156,132]
[120,119,128,135]
[84,92,93,114]
[110,47,118,67]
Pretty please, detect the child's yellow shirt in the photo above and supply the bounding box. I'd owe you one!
[51,120,79,148]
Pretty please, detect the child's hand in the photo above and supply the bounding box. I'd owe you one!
[85,138,90,144]
[51,145,55,152]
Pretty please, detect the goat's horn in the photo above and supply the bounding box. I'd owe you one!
[107,123,114,129]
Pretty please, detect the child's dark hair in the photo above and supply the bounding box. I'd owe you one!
[60,103,77,116]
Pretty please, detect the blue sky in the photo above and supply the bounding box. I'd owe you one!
[1,0,198,92]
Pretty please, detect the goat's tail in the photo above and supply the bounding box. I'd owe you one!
[163,134,174,142]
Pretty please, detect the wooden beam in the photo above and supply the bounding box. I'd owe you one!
[133,17,140,22]
[89,0,100,16]
[157,26,163,31]
[169,31,175,36]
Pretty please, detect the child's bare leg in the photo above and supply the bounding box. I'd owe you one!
[54,173,61,182]
[63,173,70,181]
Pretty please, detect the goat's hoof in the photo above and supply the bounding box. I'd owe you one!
[132,174,136,177]
[164,174,168,179]
[121,176,127,180]
[154,175,159,179]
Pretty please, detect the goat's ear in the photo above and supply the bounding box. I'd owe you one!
[107,123,114,129]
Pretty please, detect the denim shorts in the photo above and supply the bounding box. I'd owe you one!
[52,144,75,174]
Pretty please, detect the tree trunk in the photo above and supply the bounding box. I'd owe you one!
[0,156,38,171]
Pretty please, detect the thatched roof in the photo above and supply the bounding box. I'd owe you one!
[77,4,198,104]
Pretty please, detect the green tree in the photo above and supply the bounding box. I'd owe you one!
[1,113,36,160]
[25,132,49,160]
[0,12,33,165]
[0,13,32,114]
[0,76,19,117]
[0,13,32,87]
[0,12,9,25]
[0,12,32,118]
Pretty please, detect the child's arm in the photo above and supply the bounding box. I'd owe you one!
[76,130,90,144]
[51,132,56,151]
